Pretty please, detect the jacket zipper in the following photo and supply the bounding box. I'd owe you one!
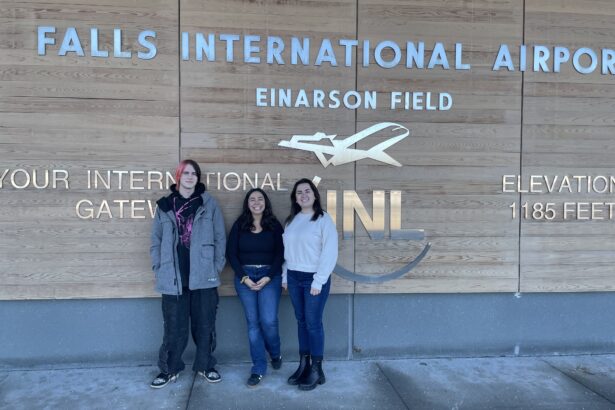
[171,223,180,297]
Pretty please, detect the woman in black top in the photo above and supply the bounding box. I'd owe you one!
[227,188,284,387]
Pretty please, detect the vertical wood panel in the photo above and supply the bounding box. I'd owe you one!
[520,0,615,292]
[179,0,357,295]
[354,0,522,293]
[0,0,179,299]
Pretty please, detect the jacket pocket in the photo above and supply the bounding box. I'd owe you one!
[160,246,174,265]
[200,244,214,261]
[160,220,175,264]
[156,262,176,291]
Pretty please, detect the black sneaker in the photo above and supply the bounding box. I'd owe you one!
[198,368,221,383]
[271,356,283,370]
[150,372,178,389]
[247,373,263,387]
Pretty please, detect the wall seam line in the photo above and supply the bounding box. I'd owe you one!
[178,0,182,162]
[517,0,526,295]
[349,0,359,361]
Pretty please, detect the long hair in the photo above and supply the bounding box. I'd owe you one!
[174,159,202,185]
[238,188,279,231]
[286,178,324,225]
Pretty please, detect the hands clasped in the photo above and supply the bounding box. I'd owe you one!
[244,276,271,291]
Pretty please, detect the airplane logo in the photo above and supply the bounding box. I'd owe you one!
[278,122,409,168]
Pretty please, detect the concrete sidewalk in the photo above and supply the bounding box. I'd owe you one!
[1,355,615,409]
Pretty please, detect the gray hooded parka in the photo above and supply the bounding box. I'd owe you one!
[150,184,226,295]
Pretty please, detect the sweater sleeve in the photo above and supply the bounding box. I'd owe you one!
[226,220,244,279]
[267,221,284,278]
[311,213,339,291]
[282,221,288,285]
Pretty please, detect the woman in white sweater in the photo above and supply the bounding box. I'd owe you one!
[282,178,338,391]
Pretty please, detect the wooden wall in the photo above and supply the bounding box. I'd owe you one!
[179,0,358,295]
[354,0,522,293]
[521,0,615,291]
[1,0,614,299]
[0,0,179,299]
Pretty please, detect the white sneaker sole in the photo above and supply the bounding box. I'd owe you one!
[199,371,222,383]
[150,374,178,389]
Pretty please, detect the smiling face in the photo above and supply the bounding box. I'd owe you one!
[248,190,266,217]
[295,182,315,212]
[179,164,198,191]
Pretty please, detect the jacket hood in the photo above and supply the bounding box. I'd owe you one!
[157,182,207,212]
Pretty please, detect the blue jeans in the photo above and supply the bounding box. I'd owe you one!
[286,269,331,359]
[234,265,282,375]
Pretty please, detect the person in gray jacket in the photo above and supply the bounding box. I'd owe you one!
[149,159,226,389]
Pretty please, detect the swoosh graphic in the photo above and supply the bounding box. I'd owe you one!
[333,242,431,284]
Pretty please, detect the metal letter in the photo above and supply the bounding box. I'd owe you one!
[362,40,370,67]
[52,170,69,189]
[315,39,337,66]
[520,45,527,72]
[374,40,401,69]
[427,42,449,69]
[76,199,94,219]
[138,30,157,60]
[343,190,385,240]
[455,43,470,70]
[10,169,30,189]
[0,169,9,188]
[38,26,56,56]
[91,28,109,58]
[339,39,358,67]
[406,41,424,68]
[440,93,452,110]
[220,34,240,62]
[602,48,615,74]
[267,36,285,64]
[181,32,190,60]
[390,191,424,240]
[195,33,215,62]
[493,44,514,71]
[113,28,131,58]
[327,190,337,225]
[32,169,50,189]
[58,27,84,56]
[290,37,309,65]
[244,35,261,63]
[553,46,570,73]
[573,47,598,74]
[533,45,550,72]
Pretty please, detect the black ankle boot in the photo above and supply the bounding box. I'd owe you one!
[298,359,325,390]
[287,354,310,385]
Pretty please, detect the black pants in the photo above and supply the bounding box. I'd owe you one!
[158,287,218,374]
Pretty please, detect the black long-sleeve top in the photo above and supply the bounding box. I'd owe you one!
[226,219,284,279]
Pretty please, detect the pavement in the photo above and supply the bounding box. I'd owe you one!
[1,354,615,410]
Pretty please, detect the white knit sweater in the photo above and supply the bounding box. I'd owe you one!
[282,212,338,290]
